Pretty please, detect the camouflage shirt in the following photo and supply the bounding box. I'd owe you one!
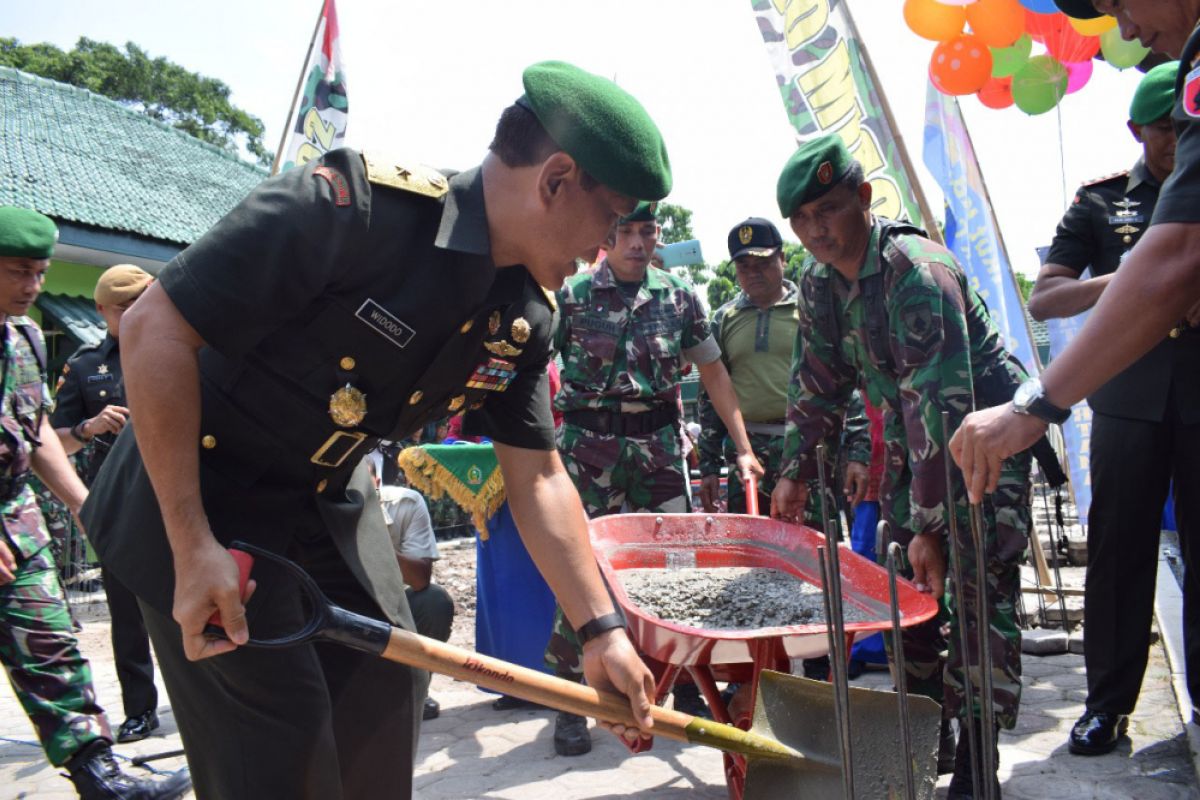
[781,219,1025,539]
[554,261,719,412]
[0,318,53,559]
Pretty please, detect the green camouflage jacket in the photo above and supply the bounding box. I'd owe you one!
[0,318,53,559]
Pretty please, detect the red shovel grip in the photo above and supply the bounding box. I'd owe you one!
[744,474,759,516]
[206,548,255,629]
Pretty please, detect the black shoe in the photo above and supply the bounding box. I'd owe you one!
[671,683,711,719]
[491,694,545,712]
[946,718,1001,799]
[116,711,159,744]
[802,656,830,681]
[937,718,957,775]
[553,711,591,756]
[1068,710,1129,756]
[422,697,440,721]
[847,659,865,680]
[66,741,192,800]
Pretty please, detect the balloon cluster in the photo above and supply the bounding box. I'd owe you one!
[904,0,1150,114]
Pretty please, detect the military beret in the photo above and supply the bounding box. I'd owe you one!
[520,60,672,201]
[1052,0,1102,20]
[94,264,153,306]
[1130,61,1180,125]
[0,207,58,259]
[619,201,658,224]
[776,135,855,218]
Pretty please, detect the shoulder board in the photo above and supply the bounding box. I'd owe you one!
[540,287,558,313]
[1081,170,1129,188]
[362,152,449,198]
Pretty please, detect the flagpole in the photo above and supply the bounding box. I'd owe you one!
[841,2,944,245]
[269,0,326,176]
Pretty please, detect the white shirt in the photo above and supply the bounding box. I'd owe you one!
[378,485,439,561]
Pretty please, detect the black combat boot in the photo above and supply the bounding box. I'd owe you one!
[946,718,1002,799]
[66,741,192,800]
[553,711,592,756]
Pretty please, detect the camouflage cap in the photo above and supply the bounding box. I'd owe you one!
[0,207,58,259]
[1130,61,1180,125]
[619,201,658,224]
[776,135,855,218]
[1052,0,1102,20]
[94,264,153,306]
[520,61,672,200]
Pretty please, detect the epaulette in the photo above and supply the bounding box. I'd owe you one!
[362,152,449,198]
[1081,170,1129,188]
[540,287,558,313]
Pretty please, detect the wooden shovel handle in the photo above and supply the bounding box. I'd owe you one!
[383,626,694,743]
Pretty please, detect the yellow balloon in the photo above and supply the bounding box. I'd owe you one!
[1068,15,1116,36]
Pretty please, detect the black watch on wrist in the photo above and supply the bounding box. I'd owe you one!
[1011,378,1070,425]
[576,612,626,646]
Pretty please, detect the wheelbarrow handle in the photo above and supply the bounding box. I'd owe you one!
[744,474,759,516]
[210,542,802,764]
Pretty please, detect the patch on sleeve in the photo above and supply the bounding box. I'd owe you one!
[313,166,352,206]
[1186,65,1200,119]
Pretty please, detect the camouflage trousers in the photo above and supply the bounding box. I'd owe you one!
[545,422,688,678]
[881,433,1031,730]
[0,546,109,765]
[724,432,838,533]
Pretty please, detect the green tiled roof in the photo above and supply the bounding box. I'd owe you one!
[0,66,267,245]
[37,293,105,347]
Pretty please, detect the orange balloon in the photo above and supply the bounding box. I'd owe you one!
[905,0,967,42]
[966,0,1025,48]
[930,34,995,95]
[978,76,1014,109]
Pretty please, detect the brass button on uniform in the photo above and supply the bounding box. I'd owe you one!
[201,435,217,450]
[1171,327,1182,339]
[459,320,474,334]
[99,390,107,398]
[409,390,423,405]
[317,479,328,493]
[339,356,356,371]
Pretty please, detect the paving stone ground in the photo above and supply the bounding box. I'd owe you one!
[1,537,1197,799]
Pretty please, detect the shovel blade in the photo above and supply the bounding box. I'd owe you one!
[743,670,942,800]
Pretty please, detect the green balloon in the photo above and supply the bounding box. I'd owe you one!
[1100,27,1149,69]
[991,34,1033,79]
[1012,55,1069,115]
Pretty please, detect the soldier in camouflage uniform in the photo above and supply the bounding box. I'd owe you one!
[0,207,190,799]
[768,138,1033,798]
[546,201,762,755]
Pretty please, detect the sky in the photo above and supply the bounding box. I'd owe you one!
[5,0,1148,279]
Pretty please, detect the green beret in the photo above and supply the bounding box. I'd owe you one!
[1130,61,1180,125]
[619,201,658,224]
[776,135,855,218]
[0,207,58,259]
[520,61,672,201]
[1052,0,1101,20]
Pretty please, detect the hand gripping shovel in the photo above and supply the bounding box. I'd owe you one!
[208,542,802,765]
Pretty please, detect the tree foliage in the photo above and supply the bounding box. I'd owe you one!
[0,37,270,166]
[706,241,810,310]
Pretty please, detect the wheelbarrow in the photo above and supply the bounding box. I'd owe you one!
[591,509,942,799]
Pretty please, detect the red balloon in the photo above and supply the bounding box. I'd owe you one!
[930,34,995,95]
[978,75,1015,108]
[1042,14,1100,62]
[1024,9,1058,42]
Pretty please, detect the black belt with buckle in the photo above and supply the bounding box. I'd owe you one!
[563,406,679,437]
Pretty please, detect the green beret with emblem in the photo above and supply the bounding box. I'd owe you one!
[1052,0,1101,20]
[0,207,58,259]
[776,134,855,218]
[619,201,658,224]
[520,60,672,201]
[1130,61,1180,125]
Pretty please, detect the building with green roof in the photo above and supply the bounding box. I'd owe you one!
[0,65,266,370]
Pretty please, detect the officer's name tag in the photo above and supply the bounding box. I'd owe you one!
[86,374,115,383]
[356,299,416,349]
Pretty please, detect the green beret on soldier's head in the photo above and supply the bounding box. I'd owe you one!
[619,201,658,224]
[776,134,855,218]
[1130,61,1181,125]
[519,60,672,201]
[1052,0,1102,20]
[0,207,58,259]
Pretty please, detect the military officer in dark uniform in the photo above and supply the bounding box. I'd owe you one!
[81,61,671,799]
[51,264,160,744]
[1027,62,1200,755]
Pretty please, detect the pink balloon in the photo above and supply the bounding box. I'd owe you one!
[1064,59,1093,94]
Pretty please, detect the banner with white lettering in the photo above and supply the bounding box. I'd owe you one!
[923,83,1039,374]
[749,0,924,224]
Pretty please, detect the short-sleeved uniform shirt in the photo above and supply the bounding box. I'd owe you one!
[83,148,558,619]
[553,261,719,413]
[378,485,438,561]
[49,335,124,483]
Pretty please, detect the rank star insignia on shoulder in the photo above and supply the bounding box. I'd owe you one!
[362,152,449,198]
[1082,170,1129,188]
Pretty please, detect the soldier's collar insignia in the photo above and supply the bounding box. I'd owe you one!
[738,226,754,245]
[817,161,834,185]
